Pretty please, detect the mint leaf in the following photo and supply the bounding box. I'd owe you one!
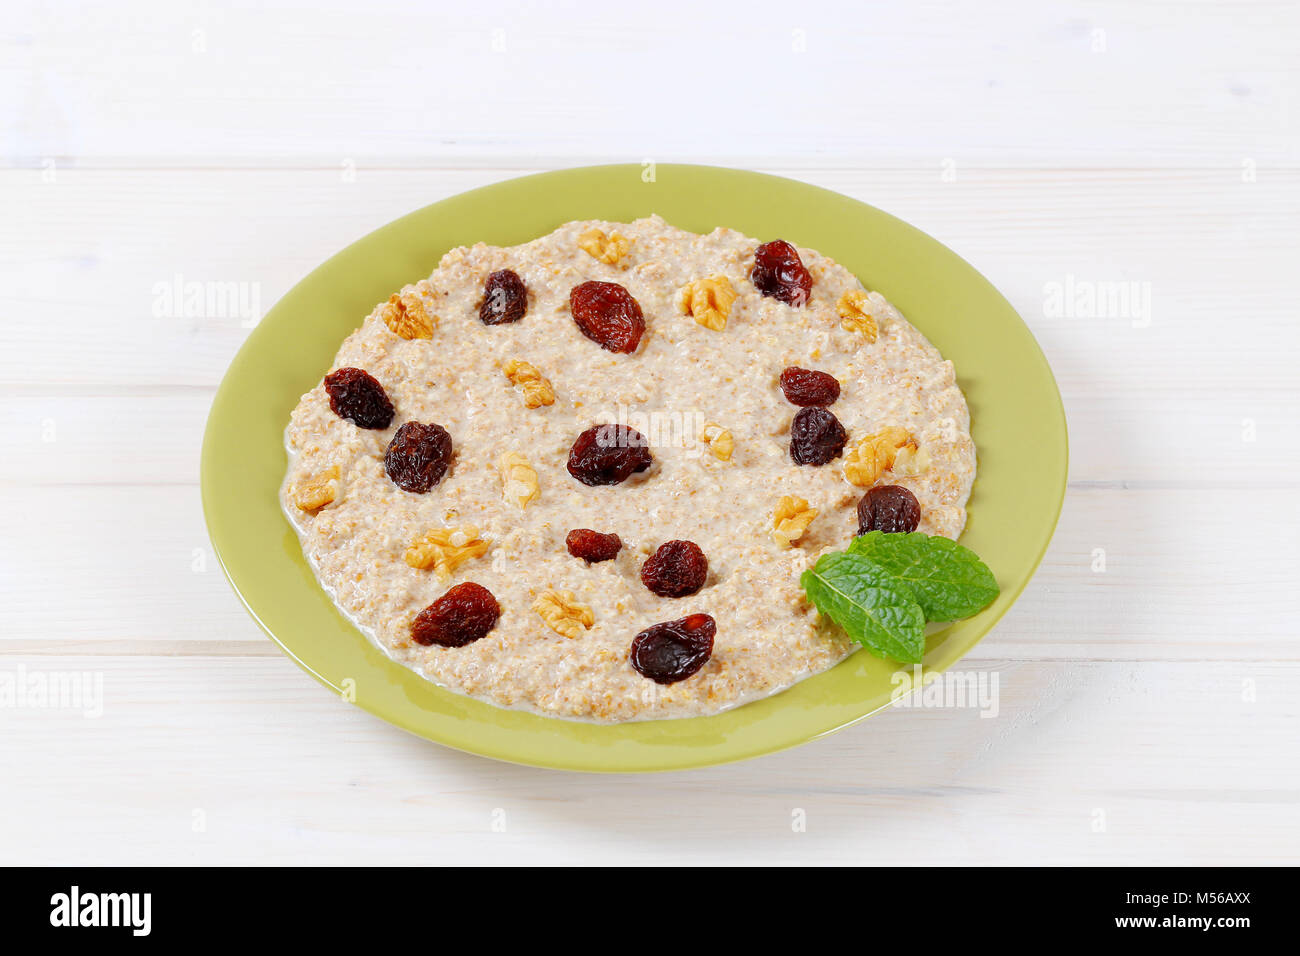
[800,552,926,663]
[847,531,999,622]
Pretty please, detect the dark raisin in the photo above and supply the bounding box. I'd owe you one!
[752,239,813,307]
[479,269,528,325]
[566,528,623,563]
[411,582,500,647]
[323,367,395,429]
[857,485,921,534]
[640,540,708,598]
[789,407,847,465]
[569,280,645,353]
[566,424,653,486]
[630,614,716,684]
[780,366,840,407]
[383,421,452,493]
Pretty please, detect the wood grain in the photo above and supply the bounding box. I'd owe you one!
[2,0,1297,866]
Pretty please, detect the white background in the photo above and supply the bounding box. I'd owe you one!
[3,0,1298,865]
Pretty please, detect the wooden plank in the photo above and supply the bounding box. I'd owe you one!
[2,166,1296,393]
[0,656,1293,864]
[1,485,1295,660]
[3,385,1297,488]
[6,1,1298,167]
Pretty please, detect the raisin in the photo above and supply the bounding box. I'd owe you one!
[479,269,528,325]
[640,540,708,598]
[630,614,716,684]
[569,281,645,353]
[323,367,395,430]
[566,528,623,563]
[410,582,500,647]
[752,239,813,307]
[780,366,840,407]
[857,484,921,534]
[566,424,653,486]
[789,407,847,465]
[384,421,452,493]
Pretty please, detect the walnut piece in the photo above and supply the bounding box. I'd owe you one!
[891,442,932,476]
[836,290,878,342]
[404,525,490,580]
[698,421,734,461]
[499,451,540,509]
[503,359,556,408]
[531,588,595,639]
[289,465,339,512]
[844,426,917,487]
[678,275,737,331]
[379,291,435,339]
[771,494,818,548]
[577,228,631,265]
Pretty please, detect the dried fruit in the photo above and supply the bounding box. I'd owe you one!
[532,588,595,639]
[411,582,500,647]
[502,359,555,408]
[379,291,435,339]
[566,528,622,563]
[698,422,734,462]
[404,525,490,580]
[577,227,632,265]
[844,426,915,488]
[779,366,841,407]
[772,495,818,548]
[499,451,540,508]
[836,289,879,342]
[323,367,395,429]
[751,239,813,306]
[641,540,708,598]
[569,281,645,353]
[630,614,716,684]
[678,275,737,331]
[857,485,921,534]
[789,407,847,466]
[479,269,528,325]
[289,465,339,512]
[566,424,653,486]
[383,421,452,493]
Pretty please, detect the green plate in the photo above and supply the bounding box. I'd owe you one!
[201,164,1066,772]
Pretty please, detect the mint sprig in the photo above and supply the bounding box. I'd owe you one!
[847,531,999,622]
[800,553,927,663]
[800,532,999,664]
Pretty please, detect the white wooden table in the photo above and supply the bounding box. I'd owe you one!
[3,0,1297,865]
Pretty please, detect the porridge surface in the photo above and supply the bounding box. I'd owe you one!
[281,216,975,722]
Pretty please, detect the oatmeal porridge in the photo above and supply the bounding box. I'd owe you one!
[281,216,976,722]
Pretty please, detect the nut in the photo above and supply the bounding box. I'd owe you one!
[531,588,595,639]
[891,442,931,476]
[577,228,631,265]
[289,465,339,512]
[678,275,737,331]
[379,291,435,339]
[499,451,540,509]
[771,494,818,547]
[836,290,878,342]
[503,359,556,408]
[698,421,734,462]
[844,426,915,488]
[404,525,490,580]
